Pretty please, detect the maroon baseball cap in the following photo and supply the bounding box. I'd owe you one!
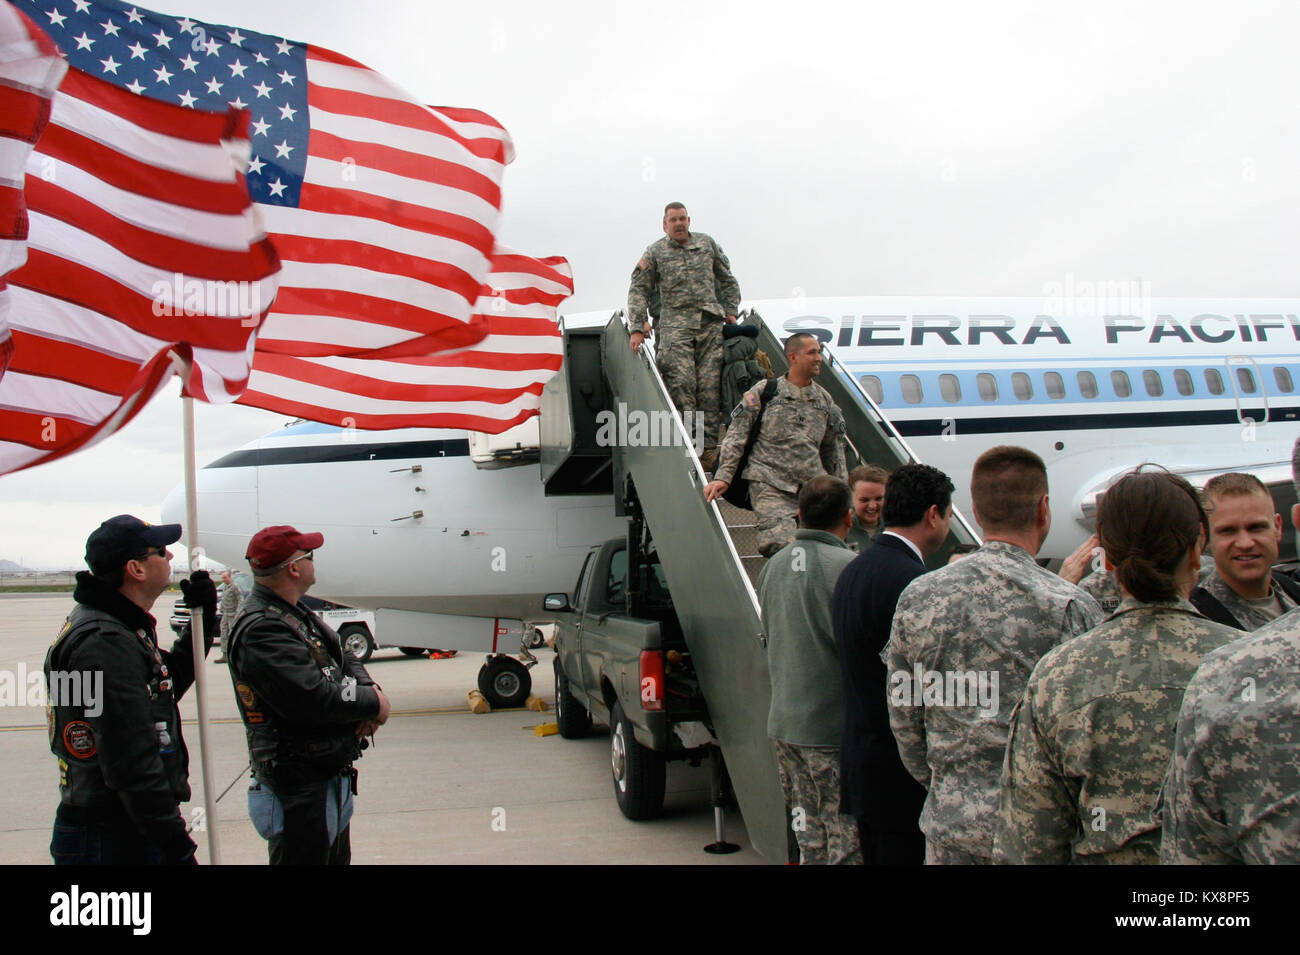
[246,525,324,574]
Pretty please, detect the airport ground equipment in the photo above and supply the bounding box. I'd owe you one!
[539,313,978,861]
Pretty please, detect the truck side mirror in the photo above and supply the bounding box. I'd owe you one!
[544,593,570,612]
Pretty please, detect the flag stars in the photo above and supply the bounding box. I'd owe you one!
[228,59,248,78]
[99,55,120,75]
[251,117,270,136]
[45,9,67,28]
[127,41,147,60]
[178,53,198,72]
[267,177,287,198]
[228,29,246,47]
[178,90,197,108]
[153,29,172,48]
[229,96,248,110]
[99,18,120,37]
[73,32,94,50]
[125,78,146,95]
[253,51,269,66]
[204,77,223,95]
[278,102,297,122]
[125,8,144,24]
[153,64,173,84]
[277,69,296,86]
[274,140,294,159]
[247,155,266,175]
[176,16,196,34]
[252,80,272,98]
[274,39,292,56]
[202,36,221,56]
[72,0,90,12]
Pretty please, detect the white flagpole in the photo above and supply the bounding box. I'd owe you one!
[171,352,222,865]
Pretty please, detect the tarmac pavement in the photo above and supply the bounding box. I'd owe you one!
[0,594,763,865]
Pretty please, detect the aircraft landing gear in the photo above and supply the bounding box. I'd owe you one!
[477,652,534,708]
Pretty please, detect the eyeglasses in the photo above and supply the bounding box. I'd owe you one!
[291,551,314,564]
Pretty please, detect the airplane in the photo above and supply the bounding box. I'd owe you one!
[163,296,1300,698]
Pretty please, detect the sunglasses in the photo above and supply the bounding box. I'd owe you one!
[138,546,167,560]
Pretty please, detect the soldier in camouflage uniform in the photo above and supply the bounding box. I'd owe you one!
[1190,472,1300,631]
[995,470,1241,864]
[758,476,862,864]
[626,202,741,461]
[705,333,847,558]
[846,464,889,553]
[1161,444,1300,864]
[885,447,1103,864]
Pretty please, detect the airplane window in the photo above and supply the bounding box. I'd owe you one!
[1012,373,1033,400]
[1236,367,1257,394]
[859,374,884,404]
[1111,370,1132,398]
[977,373,998,402]
[901,374,923,404]
[1174,369,1194,396]
[1204,368,1224,395]
[1274,367,1294,393]
[1044,372,1065,399]
[1143,370,1164,397]
[939,374,961,402]
[1077,371,1098,399]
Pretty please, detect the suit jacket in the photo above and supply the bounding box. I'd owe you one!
[833,532,929,827]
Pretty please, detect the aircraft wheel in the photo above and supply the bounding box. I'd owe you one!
[339,624,374,663]
[478,655,531,708]
[610,700,666,820]
[554,658,591,739]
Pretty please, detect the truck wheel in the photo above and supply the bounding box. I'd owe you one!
[610,700,666,820]
[554,659,591,739]
[399,647,428,658]
[478,656,532,708]
[339,624,374,663]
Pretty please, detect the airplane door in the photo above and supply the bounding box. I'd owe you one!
[1226,356,1270,427]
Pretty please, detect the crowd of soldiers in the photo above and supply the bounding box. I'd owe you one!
[753,443,1300,865]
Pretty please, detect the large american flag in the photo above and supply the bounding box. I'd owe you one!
[10,0,571,439]
[13,0,513,359]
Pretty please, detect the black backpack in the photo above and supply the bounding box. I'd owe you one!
[723,377,779,510]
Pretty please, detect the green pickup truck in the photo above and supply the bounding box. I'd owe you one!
[547,530,712,820]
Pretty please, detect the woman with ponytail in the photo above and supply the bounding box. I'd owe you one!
[994,469,1244,864]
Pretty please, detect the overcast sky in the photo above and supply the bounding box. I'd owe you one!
[3,0,1298,568]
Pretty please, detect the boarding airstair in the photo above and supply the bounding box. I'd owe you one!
[539,312,978,863]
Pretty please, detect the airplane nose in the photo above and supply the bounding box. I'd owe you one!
[161,462,260,570]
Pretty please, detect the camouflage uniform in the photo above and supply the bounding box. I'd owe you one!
[995,596,1241,864]
[1161,608,1300,863]
[627,232,740,452]
[218,581,242,658]
[758,529,861,864]
[714,376,847,557]
[846,517,881,553]
[1194,568,1297,632]
[884,541,1103,862]
[1079,568,1121,615]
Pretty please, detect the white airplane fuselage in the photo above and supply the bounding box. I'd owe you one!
[164,297,1300,648]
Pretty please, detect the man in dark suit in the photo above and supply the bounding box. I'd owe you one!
[833,463,954,865]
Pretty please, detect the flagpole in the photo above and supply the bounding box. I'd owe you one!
[172,352,222,865]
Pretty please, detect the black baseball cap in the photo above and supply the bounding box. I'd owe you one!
[85,515,183,575]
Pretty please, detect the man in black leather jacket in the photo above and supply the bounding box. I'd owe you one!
[46,515,216,865]
[228,525,389,864]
